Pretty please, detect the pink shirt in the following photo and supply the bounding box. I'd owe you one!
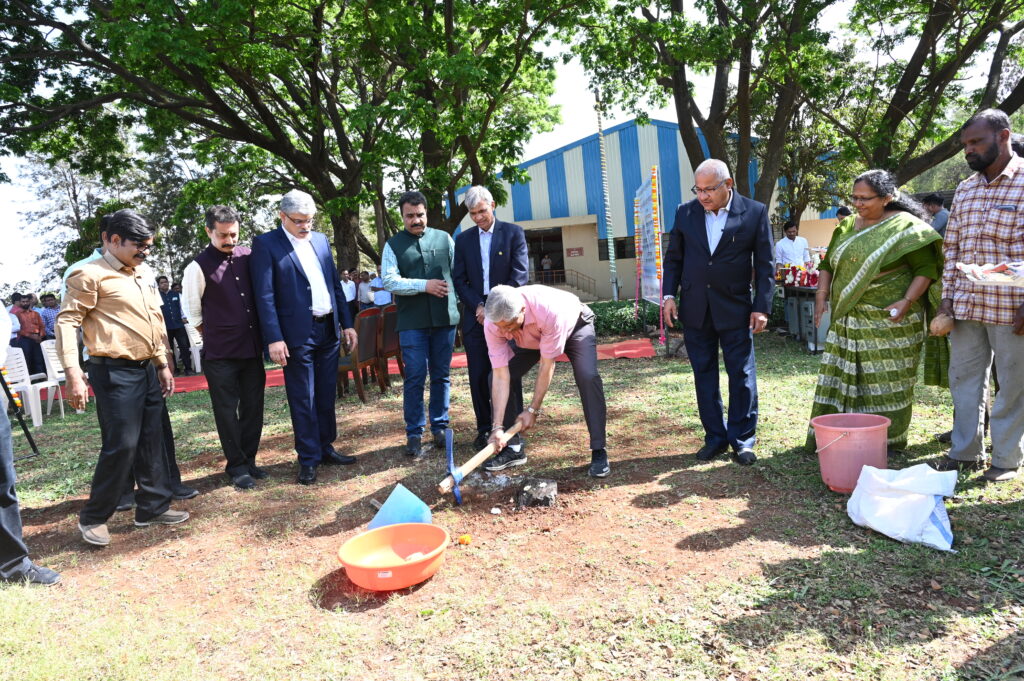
[484,285,583,368]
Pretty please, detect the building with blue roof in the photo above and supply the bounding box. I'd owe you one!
[453,117,839,299]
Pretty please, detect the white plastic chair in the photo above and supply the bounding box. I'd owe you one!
[3,346,57,427]
[184,322,203,373]
[40,339,66,418]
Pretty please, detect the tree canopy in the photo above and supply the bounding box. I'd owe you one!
[1,0,592,268]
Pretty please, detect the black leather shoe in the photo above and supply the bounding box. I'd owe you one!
[406,437,423,458]
[248,465,269,480]
[230,473,256,490]
[432,430,446,449]
[321,448,357,465]
[695,443,728,461]
[473,432,489,450]
[297,465,317,485]
[115,495,135,512]
[732,448,757,465]
[932,456,985,472]
[172,485,200,500]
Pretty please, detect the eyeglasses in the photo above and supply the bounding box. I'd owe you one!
[848,194,880,204]
[128,240,155,253]
[691,179,729,196]
[285,214,315,227]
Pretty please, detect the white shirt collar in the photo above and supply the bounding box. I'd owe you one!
[479,217,496,233]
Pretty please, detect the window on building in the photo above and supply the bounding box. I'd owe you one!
[597,237,636,261]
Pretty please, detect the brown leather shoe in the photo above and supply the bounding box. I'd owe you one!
[983,466,1019,482]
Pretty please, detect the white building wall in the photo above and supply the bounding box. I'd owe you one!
[563,146,588,217]
[604,130,627,239]
[527,160,550,221]
[637,125,661,189]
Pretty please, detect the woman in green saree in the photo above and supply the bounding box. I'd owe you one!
[807,169,945,451]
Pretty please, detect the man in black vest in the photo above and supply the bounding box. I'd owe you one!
[181,206,267,489]
[452,185,529,449]
[381,191,460,458]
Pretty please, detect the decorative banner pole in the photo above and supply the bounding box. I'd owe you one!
[633,196,642,318]
[650,166,665,344]
[594,86,618,301]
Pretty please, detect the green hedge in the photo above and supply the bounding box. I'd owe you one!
[590,299,663,336]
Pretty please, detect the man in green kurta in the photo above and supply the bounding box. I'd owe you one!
[381,191,460,458]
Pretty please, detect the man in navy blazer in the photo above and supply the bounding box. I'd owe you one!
[662,159,775,465]
[250,189,359,485]
[452,186,529,449]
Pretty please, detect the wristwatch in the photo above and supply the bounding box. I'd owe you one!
[526,406,543,416]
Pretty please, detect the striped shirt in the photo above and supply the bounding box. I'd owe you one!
[941,153,1024,326]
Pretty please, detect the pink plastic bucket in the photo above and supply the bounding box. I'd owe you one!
[810,413,891,493]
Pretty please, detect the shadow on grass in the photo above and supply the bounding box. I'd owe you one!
[712,497,1024,661]
[951,633,1024,680]
[312,567,430,613]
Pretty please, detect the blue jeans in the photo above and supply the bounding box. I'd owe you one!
[399,326,456,438]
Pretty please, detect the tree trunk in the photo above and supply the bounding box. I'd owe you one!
[329,208,362,271]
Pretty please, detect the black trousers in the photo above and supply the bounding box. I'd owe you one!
[167,326,193,373]
[463,323,493,436]
[499,310,607,451]
[120,401,185,501]
[204,357,266,476]
[12,337,45,375]
[81,363,172,525]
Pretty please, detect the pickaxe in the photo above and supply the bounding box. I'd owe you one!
[438,422,523,503]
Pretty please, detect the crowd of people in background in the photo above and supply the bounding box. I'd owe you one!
[2,108,1022,586]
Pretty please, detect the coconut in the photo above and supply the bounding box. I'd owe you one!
[930,313,954,336]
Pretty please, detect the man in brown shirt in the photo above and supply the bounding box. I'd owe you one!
[11,294,46,374]
[57,209,190,546]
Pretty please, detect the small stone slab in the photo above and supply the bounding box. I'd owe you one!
[516,478,558,509]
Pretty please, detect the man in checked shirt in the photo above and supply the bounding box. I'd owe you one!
[935,109,1024,482]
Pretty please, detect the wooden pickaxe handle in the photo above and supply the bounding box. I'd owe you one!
[438,422,524,494]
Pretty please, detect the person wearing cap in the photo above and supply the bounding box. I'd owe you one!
[57,209,191,546]
[251,189,358,485]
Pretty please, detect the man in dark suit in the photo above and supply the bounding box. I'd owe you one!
[662,159,775,465]
[452,186,529,449]
[250,189,359,485]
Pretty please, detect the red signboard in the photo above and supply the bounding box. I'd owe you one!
[566,247,583,257]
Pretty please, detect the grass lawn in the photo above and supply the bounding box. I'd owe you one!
[1,333,1021,681]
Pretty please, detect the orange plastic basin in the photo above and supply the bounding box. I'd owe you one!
[337,523,450,591]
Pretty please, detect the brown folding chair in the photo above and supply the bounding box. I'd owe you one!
[337,308,386,403]
[377,304,405,389]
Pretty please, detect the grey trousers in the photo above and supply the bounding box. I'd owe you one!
[949,320,1024,469]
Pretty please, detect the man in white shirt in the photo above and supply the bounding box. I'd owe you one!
[370,265,392,307]
[774,220,811,267]
[340,268,358,321]
[357,271,374,310]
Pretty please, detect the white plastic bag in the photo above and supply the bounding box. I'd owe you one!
[846,464,958,551]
